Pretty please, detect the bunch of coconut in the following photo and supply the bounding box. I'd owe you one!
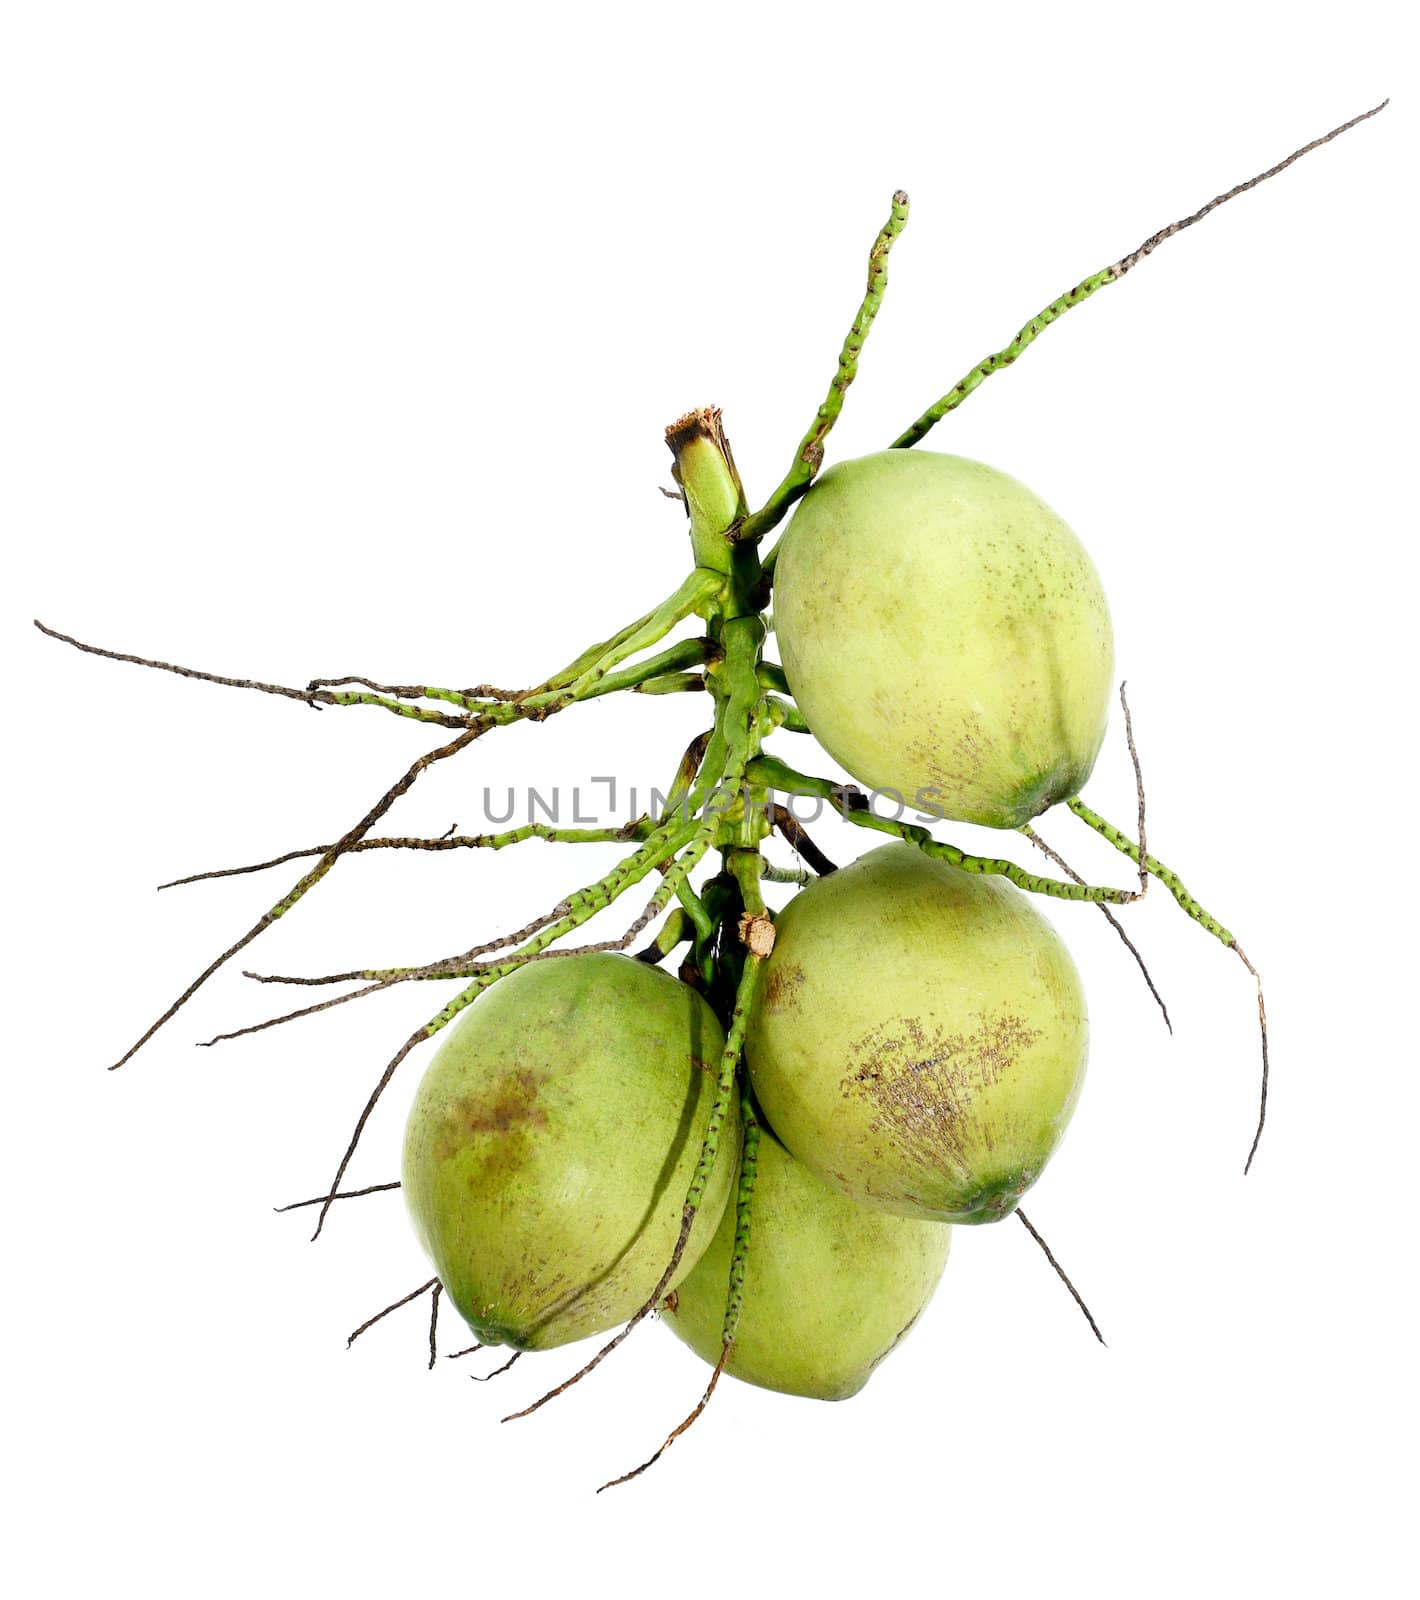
[404,453,1093,1405]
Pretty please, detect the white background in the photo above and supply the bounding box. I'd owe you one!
[4,4,1415,1595]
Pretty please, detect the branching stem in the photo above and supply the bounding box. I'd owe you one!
[159,822,655,891]
[347,1279,438,1349]
[890,101,1387,449]
[1066,800,1269,1170]
[744,190,911,546]
[749,757,1141,907]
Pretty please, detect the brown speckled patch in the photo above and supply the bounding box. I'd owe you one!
[764,962,807,1011]
[950,708,988,779]
[842,1011,1041,1173]
[905,707,992,802]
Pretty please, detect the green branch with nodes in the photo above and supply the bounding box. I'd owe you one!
[33,97,1383,1486]
[739,188,912,545]
[888,96,1391,450]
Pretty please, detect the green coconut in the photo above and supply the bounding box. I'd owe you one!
[746,843,1087,1223]
[772,449,1113,829]
[662,1128,951,1400]
[402,952,738,1350]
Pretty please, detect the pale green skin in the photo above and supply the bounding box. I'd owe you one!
[773,450,1114,829]
[663,1130,951,1401]
[747,843,1087,1223]
[401,953,738,1351]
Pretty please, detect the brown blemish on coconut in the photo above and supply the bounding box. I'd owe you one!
[434,1068,549,1163]
[764,962,806,1011]
[842,1010,1042,1175]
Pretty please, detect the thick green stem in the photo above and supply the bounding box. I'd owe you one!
[761,861,812,886]
[541,603,675,692]
[635,907,691,965]
[764,695,809,734]
[545,568,725,707]
[634,672,706,696]
[585,636,716,698]
[675,877,716,949]
[756,660,791,695]
[728,846,767,916]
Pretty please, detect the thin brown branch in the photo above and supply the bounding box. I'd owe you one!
[158,844,334,891]
[347,1279,438,1348]
[405,901,576,978]
[771,805,838,876]
[1234,943,1270,1175]
[502,1205,696,1424]
[236,893,583,1007]
[1119,682,1148,898]
[35,620,359,707]
[198,979,395,1045]
[1016,1209,1106,1346]
[1110,100,1390,279]
[242,968,369,987]
[471,1350,523,1382]
[224,851,683,1082]
[428,1282,442,1369]
[597,1345,729,1492]
[34,620,469,726]
[106,717,489,1068]
[311,1025,434,1239]
[1022,824,1171,1033]
[245,898,585,996]
[158,826,636,892]
[274,1180,400,1213]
